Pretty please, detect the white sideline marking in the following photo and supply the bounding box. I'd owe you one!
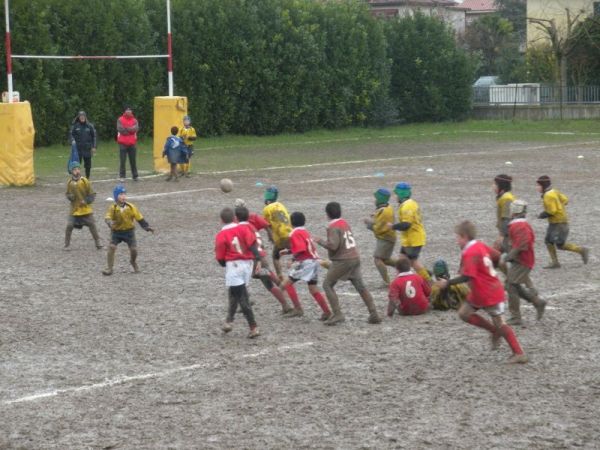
[41,140,600,187]
[127,187,219,200]
[3,342,314,405]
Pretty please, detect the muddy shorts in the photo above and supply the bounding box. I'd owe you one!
[272,238,290,260]
[68,214,96,229]
[111,229,136,247]
[288,259,320,284]
[401,246,422,260]
[506,262,532,285]
[325,258,362,284]
[545,223,569,246]
[225,259,253,287]
[469,301,505,317]
[374,239,395,260]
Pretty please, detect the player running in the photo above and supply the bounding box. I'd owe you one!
[262,186,292,280]
[364,188,397,286]
[435,220,528,364]
[493,174,514,253]
[536,175,590,268]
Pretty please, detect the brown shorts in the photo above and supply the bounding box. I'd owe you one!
[374,239,395,260]
[325,258,362,284]
[507,262,531,285]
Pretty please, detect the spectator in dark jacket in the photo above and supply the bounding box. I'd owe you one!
[70,111,97,179]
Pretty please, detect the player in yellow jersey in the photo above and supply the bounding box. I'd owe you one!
[64,161,102,250]
[429,259,469,310]
[536,175,589,268]
[177,115,197,177]
[364,188,397,285]
[102,185,154,275]
[262,186,292,279]
[494,174,514,253]
[387,182,430,283]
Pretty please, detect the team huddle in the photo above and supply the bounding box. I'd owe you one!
[61,158,590,364]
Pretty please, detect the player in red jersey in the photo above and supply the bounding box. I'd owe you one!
[435,220,528,364]
[387,255,431,317]
[234,202,293,314]
[315,202,381,325]
[279,212,332,320]
[503,200,546,326]
[215,207,261,338]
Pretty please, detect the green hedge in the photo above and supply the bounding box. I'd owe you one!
[0,0,473,146]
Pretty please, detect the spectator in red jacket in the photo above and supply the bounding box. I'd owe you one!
[117,106,139,181]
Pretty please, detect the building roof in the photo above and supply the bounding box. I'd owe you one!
[457,0,498,13]
[367,0,461,7]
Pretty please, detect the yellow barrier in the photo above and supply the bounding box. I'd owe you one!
[153,96,188,173]
[0,101,35,186]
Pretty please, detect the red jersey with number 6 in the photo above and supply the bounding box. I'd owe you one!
[388,272,431,315]
[460,240,505,307]
[289,227,319,261]
[215,223,257,261]
[325,218,359,260]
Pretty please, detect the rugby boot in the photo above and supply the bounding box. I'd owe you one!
[360,289,382,325]
[130,249,140,273]
[247,327,260,339]
[325,312,345,326]
[367,313,382,324]
[507,353,529,364]
[102,247,116,275]
[319,311,333,321]
[324,292,344,325]
[283,307,304,318]
[506,316,523,326]
[535,298,547,320]
[281,304,294,314]
[581,247,590,265]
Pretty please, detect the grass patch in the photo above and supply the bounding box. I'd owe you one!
[34,119,600,181]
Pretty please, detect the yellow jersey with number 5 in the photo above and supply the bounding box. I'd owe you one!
[263,202,292,246]
[398,198,426,247]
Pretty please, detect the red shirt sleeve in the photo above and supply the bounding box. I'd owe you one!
[460,252,478,279]
[250,214,270,231]
[242,226,257,249]
[388,279,401,303]
[215,232,226,261]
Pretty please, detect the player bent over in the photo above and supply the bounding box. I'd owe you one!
[364,188,397,286]
[435,221,528,364]
[262,186,292,280]
[503,200,546,326]
[102,185,154,275]
[388,182,431,283]
[536,175,590,269]
[315,202,381,325]
[387,255,430,317]
[234,202,293,314]
[64,161,103,250]
[279,212,332,320]
[429,259,468,311]
[215,207,261,338]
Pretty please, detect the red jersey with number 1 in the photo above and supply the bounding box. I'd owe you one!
[460,240,505,307]
[215,223,257,261]
[289,227,319,261]
[389,272,431,315]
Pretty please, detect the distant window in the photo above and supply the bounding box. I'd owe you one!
[595,2,600,16]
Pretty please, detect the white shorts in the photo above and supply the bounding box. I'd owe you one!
[288,259,320,283]
[225,260,253,287]
[472,301,506,317]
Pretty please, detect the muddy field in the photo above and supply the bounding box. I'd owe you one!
[1,138,599,449]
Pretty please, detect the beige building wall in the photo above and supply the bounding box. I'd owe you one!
[527,0,596,46]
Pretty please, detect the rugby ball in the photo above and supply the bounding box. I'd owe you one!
[220,178,233,193]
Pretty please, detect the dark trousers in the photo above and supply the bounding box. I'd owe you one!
[78,154,92,179]
[119,145,138,179]
[227,285,256,327]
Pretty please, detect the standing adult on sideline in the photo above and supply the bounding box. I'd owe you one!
[117,106,139,181]
[69,111,97,179]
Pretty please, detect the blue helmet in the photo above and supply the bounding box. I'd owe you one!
[264,186,279,202]
[394,182,411,200]
[374,188,391,205]
[68,160,80,173]
[113,184,126,202]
